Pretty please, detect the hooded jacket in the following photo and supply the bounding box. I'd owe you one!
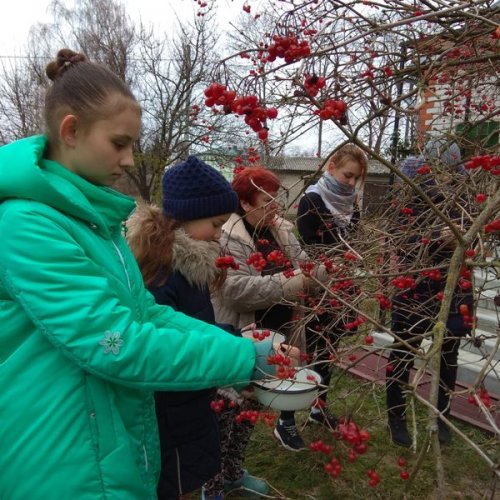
[0,136,261,500]
[127,205,232,497]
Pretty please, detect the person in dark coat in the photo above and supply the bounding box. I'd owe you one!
[385,139,474,447]
[127,156,241,499]
[296,144,368,428]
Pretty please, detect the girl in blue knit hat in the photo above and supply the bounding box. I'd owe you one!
[127,156,276,500]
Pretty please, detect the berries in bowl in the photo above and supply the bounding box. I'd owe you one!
[241,328,286,344]
[252,368,323,411]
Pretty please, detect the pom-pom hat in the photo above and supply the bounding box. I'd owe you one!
[162,155,239,221]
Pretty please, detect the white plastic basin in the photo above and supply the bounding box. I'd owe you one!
[252,368,322,411]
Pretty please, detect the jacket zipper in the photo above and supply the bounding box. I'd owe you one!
[111,239,132,292]
[175,448,183,495]
[143,444,149,471]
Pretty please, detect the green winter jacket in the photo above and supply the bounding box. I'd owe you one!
[0,136,259,500]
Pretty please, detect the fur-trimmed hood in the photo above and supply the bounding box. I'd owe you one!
[171,228,221,288]
[127,203,220,289]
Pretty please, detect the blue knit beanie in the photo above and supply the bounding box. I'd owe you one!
[162,156,239,221]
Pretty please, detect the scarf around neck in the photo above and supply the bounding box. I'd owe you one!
[305,172,357,228]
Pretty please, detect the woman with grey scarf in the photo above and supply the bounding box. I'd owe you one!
[297,144,368,431]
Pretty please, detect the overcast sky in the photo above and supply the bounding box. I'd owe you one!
[0,0,249,56]
[0,0,319,153]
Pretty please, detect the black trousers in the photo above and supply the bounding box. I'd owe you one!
[305,316,347,403]
[385,325,462,419]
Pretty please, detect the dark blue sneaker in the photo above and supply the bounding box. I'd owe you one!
[274,419,306,451]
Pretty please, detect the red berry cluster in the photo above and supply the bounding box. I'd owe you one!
[204,83,278,141]
[215,255,240,270]
[315,98,348,121]
[459,303,474,328]
[465,155,500,175]
[468,388,492,408]
[390,275,417,290]
[235,410,259,425]
[364,335,374,345]
[265,35,311,64]
[246,252,267,272]
[344,316,366,331]
[267,249,291,267]
[304,74,326,96]
[283,269,296,278]
[416,165,431,175]
[336,420,370,453]
[251,328,271,341]
[301,352,312,363]
[376,293,392,310]
[459,278,472,290]
[366,469,381,487]
[397,457,410,480]
[324,457,342,478]
[261,412,277,427]
[390,276,417,290]
[234,148,262,169]
[193,0,207,16]
[344,251,358,261]
[309,439,333,455]
[318,254,337,273]
[300,260,315,275]
[401,207,414,215]
[421,268,442,281]
[191,104,200,121]
[210,399,225,413]
[485,219,500,233]
[360,69,375,80]
[266,352,296,379]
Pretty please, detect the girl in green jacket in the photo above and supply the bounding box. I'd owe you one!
[0,48,289,500]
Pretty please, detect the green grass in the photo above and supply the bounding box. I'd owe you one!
[231,369,497,500]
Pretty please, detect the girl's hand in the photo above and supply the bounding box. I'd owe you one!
[240,387,257,400]
[274,343,301,367]
[241,323,257,333]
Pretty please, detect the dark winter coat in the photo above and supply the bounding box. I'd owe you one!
[297,192,360,249]
[151,227,235,499]
[390,178,473,336]
[297,192,359,337]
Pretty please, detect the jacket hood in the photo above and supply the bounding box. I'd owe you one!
[126,202,221,288]
[171,229,221,288]
[0,135,135,236]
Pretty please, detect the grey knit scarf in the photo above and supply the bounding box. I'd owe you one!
[305,172,356,228]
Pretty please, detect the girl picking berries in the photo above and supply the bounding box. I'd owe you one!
[212,167,328,457]
[296,144,368,430]
[0,49,290,499]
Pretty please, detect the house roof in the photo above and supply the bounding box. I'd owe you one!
[197,152,391,176]
[266,156,390,175]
